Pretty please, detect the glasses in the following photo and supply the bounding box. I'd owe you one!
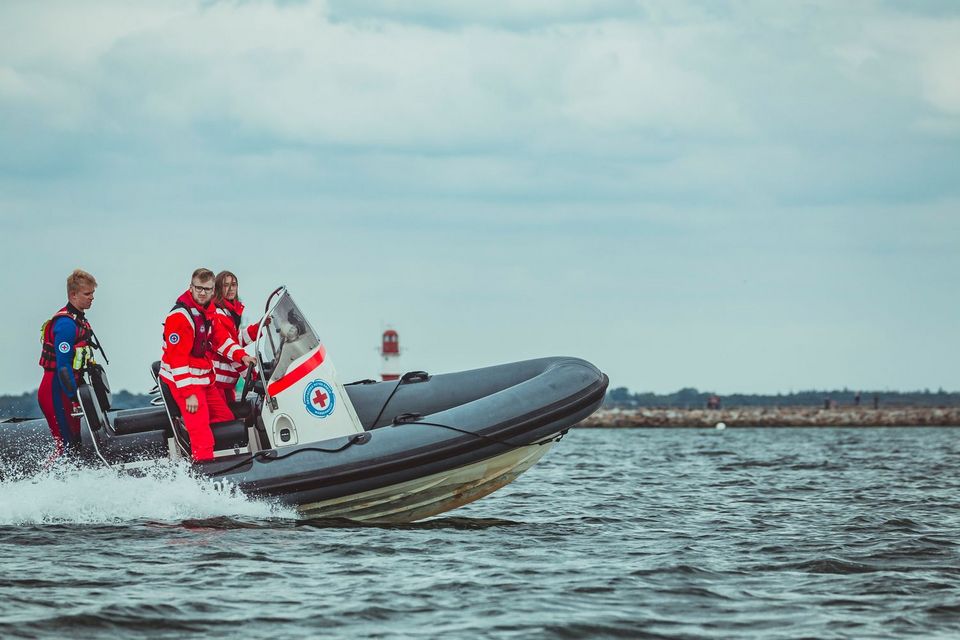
[192,284,215,294]
[225,282,238,289]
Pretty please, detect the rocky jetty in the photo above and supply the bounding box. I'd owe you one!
[581,407,960,428]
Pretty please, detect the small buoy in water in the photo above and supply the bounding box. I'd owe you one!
[715,422,727,430]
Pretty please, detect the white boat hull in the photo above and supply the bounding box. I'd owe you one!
[296,442,555,522]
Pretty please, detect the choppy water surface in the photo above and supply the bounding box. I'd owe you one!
[2,427,960,638]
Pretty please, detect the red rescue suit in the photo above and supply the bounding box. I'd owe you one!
[211,297,260,403]
[159,291,247,462]
[37,304,93,454]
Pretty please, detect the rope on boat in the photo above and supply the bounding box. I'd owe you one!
[207,433,369,476]
[207,369,566,477]
[367,370,430,428]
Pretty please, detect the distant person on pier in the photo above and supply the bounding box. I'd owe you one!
[210,270,267,406]
[159,268,255,462]
[37,269,98,458]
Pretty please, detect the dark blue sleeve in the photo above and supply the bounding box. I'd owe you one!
[52,316,78,397]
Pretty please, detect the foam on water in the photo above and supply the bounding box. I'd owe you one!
[0,459,297,525]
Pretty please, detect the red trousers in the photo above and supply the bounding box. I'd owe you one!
[170,384,235,462]
[214,384,237,406]
[38,369,80,449]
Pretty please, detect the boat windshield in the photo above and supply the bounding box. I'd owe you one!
[258,292,321,386]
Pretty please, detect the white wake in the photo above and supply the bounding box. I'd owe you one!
[0,460,297,525]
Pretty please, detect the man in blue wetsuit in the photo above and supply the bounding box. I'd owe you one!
[38,269,98,457]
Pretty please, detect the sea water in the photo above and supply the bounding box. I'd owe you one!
[1,427,959,638]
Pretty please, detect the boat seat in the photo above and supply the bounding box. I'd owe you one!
[151,361,181,420]
[229,399,253,420]
[149,361,251,452]
[211,419,249,450]
[151,360,254,422]
[112,406,170,436]
[166,412,248,453]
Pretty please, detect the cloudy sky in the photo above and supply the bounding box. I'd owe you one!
[1,0,958,396]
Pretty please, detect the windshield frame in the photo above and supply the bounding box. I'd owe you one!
[254,289,322,400]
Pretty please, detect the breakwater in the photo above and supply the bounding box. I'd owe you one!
[580,407,960,428]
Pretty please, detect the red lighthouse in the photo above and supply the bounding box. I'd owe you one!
[380,328,401,381]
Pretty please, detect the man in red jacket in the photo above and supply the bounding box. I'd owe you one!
[159,268,255,462]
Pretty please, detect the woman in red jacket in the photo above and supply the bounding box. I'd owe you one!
[211,270,264,405]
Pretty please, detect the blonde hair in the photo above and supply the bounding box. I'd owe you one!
[67,269,97,295]
[191,267,215,283]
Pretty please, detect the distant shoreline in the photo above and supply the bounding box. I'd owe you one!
[580,407,960,428]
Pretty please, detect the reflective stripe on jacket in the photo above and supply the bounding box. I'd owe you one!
[160,291,246,393]
[211,298,260,387]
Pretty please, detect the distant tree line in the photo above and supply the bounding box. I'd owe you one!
[5,385,960,420]
[0,390,151,420]
[605,387,960,409]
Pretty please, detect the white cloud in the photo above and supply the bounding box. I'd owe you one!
[1,0,952,164]
[559,23,748,136]
[1,1,749,150]
[855,16,960,119]
[919,46,960,116]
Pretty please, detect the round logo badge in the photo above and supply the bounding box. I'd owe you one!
[57,341,70,354]
[303,380,336,418]
[168,333,180,345]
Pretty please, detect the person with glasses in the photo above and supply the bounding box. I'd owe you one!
[210,270,266,406]
[38,269,98,459]
[159,268,255,462]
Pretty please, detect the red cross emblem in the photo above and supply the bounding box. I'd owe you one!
[304,380,335,417]
[312,388,328,408]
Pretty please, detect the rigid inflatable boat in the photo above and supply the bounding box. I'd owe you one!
[0,288,608,522]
